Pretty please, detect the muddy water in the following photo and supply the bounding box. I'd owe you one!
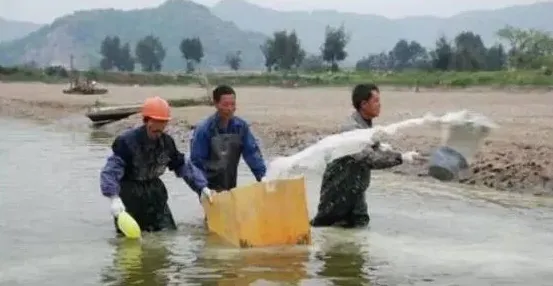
[1,118,553,286]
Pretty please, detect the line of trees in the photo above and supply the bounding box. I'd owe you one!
[98,25,553,74]
[356,26,553,72]
[260,26,349,72]
[99,35,164,72]
[261,25,553,73]
[98,27,350,73]
[99,35,243,73]
[356,33,507,72]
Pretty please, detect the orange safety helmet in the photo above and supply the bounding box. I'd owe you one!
[142,96,171,121]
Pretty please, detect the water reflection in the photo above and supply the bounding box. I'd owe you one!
[88,129,115,145]
[191,234,310,285]
[315,232,372,285]
[101,239,171,286]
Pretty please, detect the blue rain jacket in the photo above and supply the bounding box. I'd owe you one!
[190,113,266,181]
[100,125,208,197]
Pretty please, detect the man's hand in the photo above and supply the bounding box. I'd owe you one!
[401,151,426,164]
[260,176,267,182]
[110,196,125,217]
[201,187,214,203]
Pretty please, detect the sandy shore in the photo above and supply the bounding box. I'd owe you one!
[2,82,552,195]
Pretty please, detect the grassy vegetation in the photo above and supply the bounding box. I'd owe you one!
[1,65,553,88]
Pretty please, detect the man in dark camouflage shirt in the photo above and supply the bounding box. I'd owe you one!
[310,84,424,228]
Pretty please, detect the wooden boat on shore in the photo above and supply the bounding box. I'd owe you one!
[63,79,108,95]
[63,86,108,95]
[86,105,141,126]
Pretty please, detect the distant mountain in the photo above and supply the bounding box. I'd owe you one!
[0,17,42,43]
[0,0,267,70]
[3,0,552,70]
[212,0,553,65]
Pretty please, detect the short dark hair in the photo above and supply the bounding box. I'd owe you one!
[351,83,379,110]
[212,85,236,103]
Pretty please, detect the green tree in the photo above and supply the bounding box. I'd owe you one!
[135,35,166,72]
[260,30,305,71]
[225,51,242,71]
[497,25,553,69]
[431,36,454,71]
[321,25,349,72]
[389,39,410,69]
[450,31,488,71]
[99,36,122,71]
[260,41,276,72]
[99,36,135,72]
[486,44,507,71]
[280,31,305,70]
[179,37,204,73]
[389,39,428,70]
[116,43,135,72]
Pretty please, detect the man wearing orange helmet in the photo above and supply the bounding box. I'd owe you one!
[190,85,267,192]
[100,96,213,233]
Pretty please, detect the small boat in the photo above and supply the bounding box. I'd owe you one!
[86,105,141,126]
[63,87,108,95]
[63,79,108,95]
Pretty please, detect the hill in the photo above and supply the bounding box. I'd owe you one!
[0,17,42,43]
[212,0,553,65]
[0,0,267,70]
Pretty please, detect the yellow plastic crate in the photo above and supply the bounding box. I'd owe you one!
[202,177,312,248]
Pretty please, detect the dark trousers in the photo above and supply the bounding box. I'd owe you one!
[114,178,177,234]
[311,192,370,228]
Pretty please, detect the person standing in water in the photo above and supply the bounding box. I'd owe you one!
[190,85,267,192]
[100,96,215,233]
[310,84,424,228]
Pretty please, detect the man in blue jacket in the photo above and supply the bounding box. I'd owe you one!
[100,96,214,234]
[190,85,267,192]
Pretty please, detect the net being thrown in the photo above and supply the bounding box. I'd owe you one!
[264,110,498,180]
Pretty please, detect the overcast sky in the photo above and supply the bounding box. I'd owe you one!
[0,0,549,23]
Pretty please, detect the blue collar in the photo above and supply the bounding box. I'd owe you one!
[212,112,234,130]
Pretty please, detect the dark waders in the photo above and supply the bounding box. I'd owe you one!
[114,178,177,234]
[113,131,177,234]
[204,126,243,192]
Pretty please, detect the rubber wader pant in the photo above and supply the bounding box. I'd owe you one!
[113,178,177,234]
[310,156,371,228]
[204,127,243,192]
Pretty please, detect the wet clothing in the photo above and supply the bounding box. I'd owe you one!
[190,113,266,191]
[100,125,208,232]
[111,179,176,233]
[311,111,404,228]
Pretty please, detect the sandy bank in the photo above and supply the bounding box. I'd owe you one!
[1,82,552,195]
